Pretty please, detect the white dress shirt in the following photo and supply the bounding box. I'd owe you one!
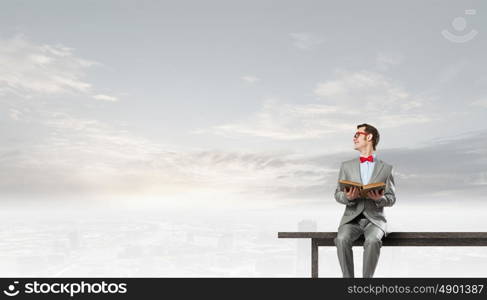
[359,153,376,185]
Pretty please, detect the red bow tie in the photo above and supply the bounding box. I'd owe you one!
[359,155,374,163]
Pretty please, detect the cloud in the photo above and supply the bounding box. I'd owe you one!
[313,70,433,121]
[289,32,324,50]
[194,98,355,140]
[0,36,133,197]
[436,60,469,85]
[0,35,113,102]
[241,75,260,84]
[0,111,178,197]
[314,70,411,109]
[376,52,403,71]
[8,109,22,121]
[470,99,487,108]
[198,70,434,140]
[250,129,487,202]
[0,35,96,97]
[0,109,335,200]
[1,103,485,204]
[376,130,487,198]
[93,94,118,102]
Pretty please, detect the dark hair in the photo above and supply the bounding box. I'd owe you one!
[356,123,380,150]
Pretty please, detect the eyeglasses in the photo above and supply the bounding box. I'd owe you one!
[353,131,369,139]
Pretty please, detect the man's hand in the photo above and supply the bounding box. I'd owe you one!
[345,186,360,201]
[367,189,385,201]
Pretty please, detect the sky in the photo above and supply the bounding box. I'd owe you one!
[1,0,486,206]
[1,0,487,278]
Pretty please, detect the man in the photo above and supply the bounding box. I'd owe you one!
[334,123,396,278]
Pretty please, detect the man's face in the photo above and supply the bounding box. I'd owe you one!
[353,127,371,150]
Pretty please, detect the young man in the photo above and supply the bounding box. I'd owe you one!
[334,123,396,278]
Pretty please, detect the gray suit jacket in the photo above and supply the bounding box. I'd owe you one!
[334,157,396,237]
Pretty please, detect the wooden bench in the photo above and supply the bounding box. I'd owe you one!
[278,232,487,278]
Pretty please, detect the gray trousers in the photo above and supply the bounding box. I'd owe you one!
[334,215,385,278]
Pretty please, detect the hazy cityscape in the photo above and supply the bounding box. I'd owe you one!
[1,200,487,277]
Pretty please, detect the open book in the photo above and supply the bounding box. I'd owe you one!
[339,180,386,198]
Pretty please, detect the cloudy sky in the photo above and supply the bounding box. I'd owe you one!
[1,0,486,207]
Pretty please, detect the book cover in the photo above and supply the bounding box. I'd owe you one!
[339,180,386,198]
